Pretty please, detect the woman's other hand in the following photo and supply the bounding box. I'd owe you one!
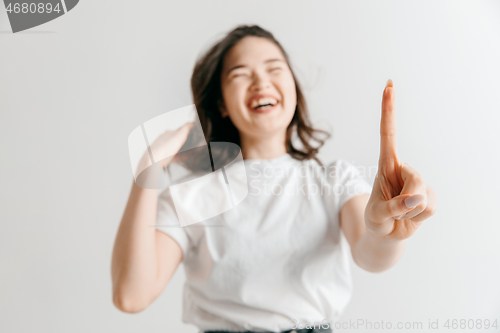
[136,122,195,174]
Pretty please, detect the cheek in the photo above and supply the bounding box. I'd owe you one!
[280,75,297,109]
[221,83,248,124]
[223,82,246,108]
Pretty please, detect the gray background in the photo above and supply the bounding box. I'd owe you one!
[1,1,500,332]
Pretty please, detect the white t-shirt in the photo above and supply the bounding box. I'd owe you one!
[155,153,372,333]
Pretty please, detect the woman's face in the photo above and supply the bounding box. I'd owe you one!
[220,36,297,138]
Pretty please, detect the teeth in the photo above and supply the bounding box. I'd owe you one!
[250,97,278,109]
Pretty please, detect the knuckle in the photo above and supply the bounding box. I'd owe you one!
[382,129,397,138]
[402,164,424,181]
[416,173,424,182]
[426,203,438,216]
[409,173,424,184]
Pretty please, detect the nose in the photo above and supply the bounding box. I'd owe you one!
[250,71,271,91]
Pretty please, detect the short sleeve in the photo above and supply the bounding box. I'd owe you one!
[327,159,373,210]
[155,188,192,260]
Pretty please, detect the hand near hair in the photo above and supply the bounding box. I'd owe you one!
[136,122,195,178]
[364,80,437,242]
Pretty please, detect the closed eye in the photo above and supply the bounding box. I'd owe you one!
[231,73,250,79]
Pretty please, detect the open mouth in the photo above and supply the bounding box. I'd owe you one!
[249,97,279,112]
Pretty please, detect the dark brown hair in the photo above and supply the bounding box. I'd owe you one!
[179,25,330,172]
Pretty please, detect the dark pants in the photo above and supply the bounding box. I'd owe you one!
[205,327,332,333]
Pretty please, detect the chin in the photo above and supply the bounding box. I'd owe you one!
[249,121,290,136]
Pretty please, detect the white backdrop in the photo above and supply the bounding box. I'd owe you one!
[1,1,499,332]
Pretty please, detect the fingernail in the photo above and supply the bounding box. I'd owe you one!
[404,194,425,209]
[386,79,393,87]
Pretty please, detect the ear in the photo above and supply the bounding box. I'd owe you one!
[218,99,229,118]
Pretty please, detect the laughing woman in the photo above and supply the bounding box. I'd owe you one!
[111,25,437,333]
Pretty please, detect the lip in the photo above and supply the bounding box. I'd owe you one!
[246,94,280,114]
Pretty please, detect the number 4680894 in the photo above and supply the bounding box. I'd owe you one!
[5,2,61,14]
[443,319,498,330]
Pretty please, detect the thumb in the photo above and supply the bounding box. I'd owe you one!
[381,193,425,219]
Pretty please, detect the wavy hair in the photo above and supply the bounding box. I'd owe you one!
[178,25,330,172]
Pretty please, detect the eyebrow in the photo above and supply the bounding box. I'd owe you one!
[225,58,286,77]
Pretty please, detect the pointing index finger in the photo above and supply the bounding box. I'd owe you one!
[379,79,398,163]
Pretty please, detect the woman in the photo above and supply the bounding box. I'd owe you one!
[111,25,437,333]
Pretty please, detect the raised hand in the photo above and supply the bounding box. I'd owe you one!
[364,80,437,241]
[135,122,195,180]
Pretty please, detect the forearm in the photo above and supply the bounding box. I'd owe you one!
[111,178,160,309]
[351,230,406,273]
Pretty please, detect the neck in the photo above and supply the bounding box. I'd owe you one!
[239,131,287,160]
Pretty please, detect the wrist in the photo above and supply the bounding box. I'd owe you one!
[135,154,150,178]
